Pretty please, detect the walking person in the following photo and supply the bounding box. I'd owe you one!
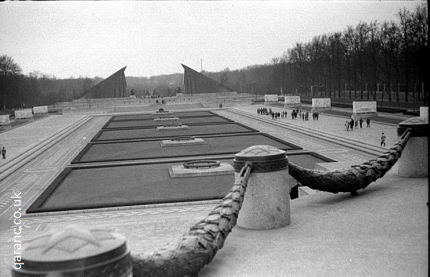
[366,118,371,127]
[380,132,386,147]
[359,118,363,128]
[1,146,6,159]
[345,120,350,131]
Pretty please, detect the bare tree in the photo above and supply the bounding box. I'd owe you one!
[0,55,22,75]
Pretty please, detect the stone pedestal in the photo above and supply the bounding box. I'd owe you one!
[397,117,428,178]
[154,117,180,126]
[234,145,292,230]
[160,137,206,147]
[12,225,132,276]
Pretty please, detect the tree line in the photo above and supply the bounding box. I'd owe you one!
[1,4,427,111]
[0,60,95,112]
[216,4,428,106]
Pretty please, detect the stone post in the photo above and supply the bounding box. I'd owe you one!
[397,117,429,178]
[420,106,428,121]
[233,145,292,230]
[12,225,132,277]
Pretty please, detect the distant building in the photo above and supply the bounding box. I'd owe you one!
[182,64,234,94]
[83,66,127,98]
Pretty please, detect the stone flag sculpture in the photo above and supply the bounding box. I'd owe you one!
[182,64,234,94]
[83,66,127,98]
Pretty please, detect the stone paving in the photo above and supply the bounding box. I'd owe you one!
[200,169,427,277]
[214,109,375,164]
[0,105,427,276]
[0,114,87,165]
[237,104,408,149]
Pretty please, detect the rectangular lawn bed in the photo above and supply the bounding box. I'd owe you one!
[111,111,216,121]
[28,152,335,213]
[103,115,232,129]
[75,133,302,163]
[93,122,257,142]
[286,152,336,169]
[28,159,235,213]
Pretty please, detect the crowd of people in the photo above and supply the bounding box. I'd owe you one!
[257,107,319,121]
[345,118,371,131]
[256,107,386,146]
[257,106,386,147]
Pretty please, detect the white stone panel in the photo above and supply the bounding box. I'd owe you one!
[353,101,377,113]
[14,109,33,119]
[33,105,48,114]
[264,94,278,103]
[420,106,428,121]
[312,98,331,108]
[0,114,10,125]
[284,96,301,108]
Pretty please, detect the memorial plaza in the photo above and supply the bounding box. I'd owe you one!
[0,97,427,276]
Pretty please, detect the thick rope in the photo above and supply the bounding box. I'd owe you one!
[132,163,252,277]
[288,129,411,194]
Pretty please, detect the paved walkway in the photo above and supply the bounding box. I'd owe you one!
[200,170,427,277]
[215,109,375,164]
[0,114,87,164]
[0,106,427,276]
[240,105,404,149]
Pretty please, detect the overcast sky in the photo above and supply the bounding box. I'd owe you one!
[0,1,423,79]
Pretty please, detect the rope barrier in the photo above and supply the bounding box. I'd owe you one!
[288,129,412,193]
[132,163,252,277]
[131,129,413,275]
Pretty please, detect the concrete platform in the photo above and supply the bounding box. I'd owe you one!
[200,170,428,277]
[0,114,87,164]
